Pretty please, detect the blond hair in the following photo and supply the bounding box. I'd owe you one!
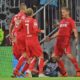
[19,3,27,11]
[61,7,70,12]
[26,8,34,16]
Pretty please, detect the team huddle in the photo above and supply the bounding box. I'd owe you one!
[9,3,80,77]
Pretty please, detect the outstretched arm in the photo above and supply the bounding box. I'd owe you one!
[45,31,59,42]
[49,31,59,40]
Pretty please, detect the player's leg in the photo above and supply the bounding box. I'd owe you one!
[26,57,36,77]
[32,40,45,77]
[12,42,24,77]
[26,55,44,77]
[38,54,44,77]
[13,43,29,77]
[21,62,29,74]
[13,35,30,77]
[52,53,68,77]
[65,45,80,76]
[20,62,29,77]
[52,45,68,77]
[12,43,21,60]
[13,48,30,77]
[20,51,32,77]
[66,54,80,76]
[13,54,26,77]
[27,40,45,77]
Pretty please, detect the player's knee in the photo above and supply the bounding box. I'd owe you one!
[67,54,73,59]
[53,56,60,62]
[39,54,44,59]
[50,57,58,63]
[52,53,60,61]
[22,52,26,58]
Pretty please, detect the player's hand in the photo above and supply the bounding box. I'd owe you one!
[44,36,51,42]
[75,38,78,46]
[12,35,16,43]
[40,30,45,34]
[52,24,59,28]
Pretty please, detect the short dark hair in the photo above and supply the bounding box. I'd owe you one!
[19,3,27,10]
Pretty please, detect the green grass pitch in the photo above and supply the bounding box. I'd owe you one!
[0,47,80,80]
[0,77,80,80]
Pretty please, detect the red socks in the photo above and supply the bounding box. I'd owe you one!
[58,59,67,75]
[15,56,26,71]
[27,57,44,74]
[69,57,80,71]
[29,58,36,71]
[22,63,29,73]
[38,58,44,74]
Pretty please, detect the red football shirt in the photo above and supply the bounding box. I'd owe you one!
[10,11,26,34]
[23,16,41,38]
[58,18,76,37]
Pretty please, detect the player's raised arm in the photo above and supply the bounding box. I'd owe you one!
[49,31,59,40]
[45,31,59,42]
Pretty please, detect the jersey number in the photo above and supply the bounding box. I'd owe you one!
[26,23,30,34]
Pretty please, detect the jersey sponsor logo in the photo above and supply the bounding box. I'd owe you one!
[60,23,67,28]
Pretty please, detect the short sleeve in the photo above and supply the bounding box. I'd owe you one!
[11,16,15,25]
[70,19,76,29]
[33,19,41,33]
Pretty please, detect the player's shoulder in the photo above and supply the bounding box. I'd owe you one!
[33,18,37,21]
[60,19,64,23]
[26,17,34,21]
[68,17,75,22]
[12,14,17,20]
[33,18,38,24]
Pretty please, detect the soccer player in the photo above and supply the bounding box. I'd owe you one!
[22,8,45,77]
[47,7,80,76]
[9,3,29,77]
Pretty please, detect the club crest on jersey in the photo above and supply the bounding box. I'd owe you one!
[16,20,21,24]
[34,22,38,27]
[15,19,21,27]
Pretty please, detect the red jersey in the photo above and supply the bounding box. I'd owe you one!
[23,16,41,38]
[58,18,76,37]
[10,11,26,34]
[23,17,43,57]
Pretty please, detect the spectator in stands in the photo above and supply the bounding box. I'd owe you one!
[24,0,40,12]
